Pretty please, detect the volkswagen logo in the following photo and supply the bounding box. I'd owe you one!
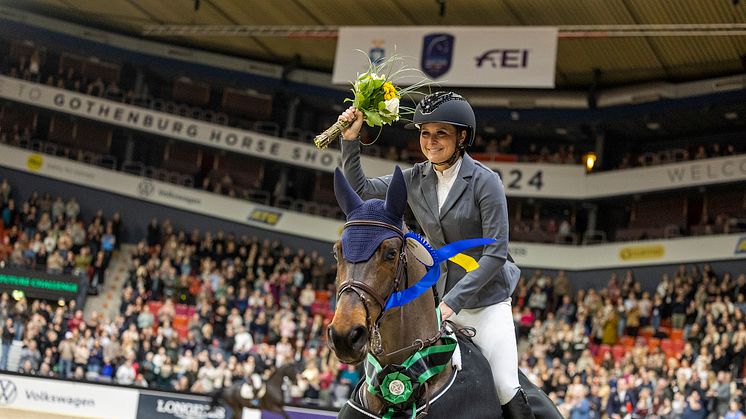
[0,379,18,405]
[138,179,155,197]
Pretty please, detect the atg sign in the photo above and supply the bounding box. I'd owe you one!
[333,26,558,88]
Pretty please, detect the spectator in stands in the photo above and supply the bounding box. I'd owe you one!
[2,199,16,228]
[65,197,80,221]
[87,77,105,97]
[726,400,745,419]
[57,331,75,378]
[1,318,15,370]
[116,356,136,385]
[0,178,11,207]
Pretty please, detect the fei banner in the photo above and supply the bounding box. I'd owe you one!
[0,76,395,178]
[333,26,558,88]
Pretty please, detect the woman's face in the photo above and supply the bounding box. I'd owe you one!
[419,123,465,167]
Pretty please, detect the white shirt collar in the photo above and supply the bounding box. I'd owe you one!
[434,157,462,180]
[435,157,463,211]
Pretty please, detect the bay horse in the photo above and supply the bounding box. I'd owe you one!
[328,166,562,419]
[211,363,298,419]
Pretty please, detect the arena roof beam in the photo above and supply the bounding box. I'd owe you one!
[141,23,746,39]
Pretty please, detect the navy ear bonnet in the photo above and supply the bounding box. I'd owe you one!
[334,167,407,263]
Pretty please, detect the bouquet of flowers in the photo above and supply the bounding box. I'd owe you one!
[313,52,435,149]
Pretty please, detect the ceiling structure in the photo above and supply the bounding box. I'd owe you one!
[4,0,746,89]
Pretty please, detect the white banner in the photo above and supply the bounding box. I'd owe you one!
[509,234,746,270]
[333,26,558,88]
[483,161,586,199]
[0,373,138,418]
[0,145,343,243]
[0,76,396,178]
[585,155,746,198]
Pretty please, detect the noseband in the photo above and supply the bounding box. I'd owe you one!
[338,220,408,356]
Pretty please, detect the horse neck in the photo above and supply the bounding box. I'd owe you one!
[267,367,288,387]
[375,255,439,366]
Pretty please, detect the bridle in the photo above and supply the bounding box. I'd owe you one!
[337,220,409,357]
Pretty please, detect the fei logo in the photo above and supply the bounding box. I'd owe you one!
[475,49,530,69]
[421,33,454,78]
[0,379,18,405]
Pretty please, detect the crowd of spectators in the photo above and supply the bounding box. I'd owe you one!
[514,265,746,419]
[3,177,746,417]
[0,178,121,293]
[0,193,369,408]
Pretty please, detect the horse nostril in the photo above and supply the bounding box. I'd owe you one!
[327,327,335,346]
[347,326,368,350]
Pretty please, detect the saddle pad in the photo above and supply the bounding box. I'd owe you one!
[339,334,501,419]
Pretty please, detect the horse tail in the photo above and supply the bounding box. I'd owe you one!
[209,386,224,412]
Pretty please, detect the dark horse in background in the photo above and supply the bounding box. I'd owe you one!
[211,363,298,419]
[328,166,562,418]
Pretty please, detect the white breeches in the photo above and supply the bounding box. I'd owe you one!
[451,298,519,405]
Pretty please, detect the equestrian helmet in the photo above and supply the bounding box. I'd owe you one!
[410,91,476,146]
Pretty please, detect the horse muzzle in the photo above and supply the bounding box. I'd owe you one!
[327,323,368,364]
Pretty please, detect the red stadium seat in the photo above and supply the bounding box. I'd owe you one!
[648,337,661,351]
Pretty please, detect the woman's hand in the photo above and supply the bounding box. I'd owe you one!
[339,106,364,141]
[439,301,454,322]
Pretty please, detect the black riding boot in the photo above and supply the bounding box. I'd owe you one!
[502,388,536,419]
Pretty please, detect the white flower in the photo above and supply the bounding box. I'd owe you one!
[371,73,385,80]
[384,98,399,116]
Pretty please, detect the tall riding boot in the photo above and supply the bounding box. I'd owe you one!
[501,388,536,419]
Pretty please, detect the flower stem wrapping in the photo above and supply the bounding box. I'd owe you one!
[314,119,352,150]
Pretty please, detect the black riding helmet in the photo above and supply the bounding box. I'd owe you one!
[407,91,476,146]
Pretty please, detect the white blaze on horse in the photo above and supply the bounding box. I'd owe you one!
[328,166,562,419]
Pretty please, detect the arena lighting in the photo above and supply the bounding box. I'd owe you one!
[583,152,597,172]
[141,23,746,39]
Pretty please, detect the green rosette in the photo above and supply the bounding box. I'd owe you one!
[380,372,414,405]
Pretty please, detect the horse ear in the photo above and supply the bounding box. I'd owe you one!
[334,167,363,216]
[385,166,407,219]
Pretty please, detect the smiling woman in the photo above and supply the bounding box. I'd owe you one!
[336,91,543,418]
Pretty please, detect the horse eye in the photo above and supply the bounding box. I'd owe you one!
[384,248,397,261]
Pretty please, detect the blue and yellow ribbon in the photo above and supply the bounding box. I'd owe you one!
[383,233,495,311]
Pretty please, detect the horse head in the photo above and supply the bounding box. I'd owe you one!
[328,166,408,364]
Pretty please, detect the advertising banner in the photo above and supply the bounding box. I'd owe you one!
[0,373,138,418]
[333,26,558,88]
[0,76,395,178]
[136,392,230,419]
[0,267,83,301]
[508,234,746,270]
[0,145,344,243]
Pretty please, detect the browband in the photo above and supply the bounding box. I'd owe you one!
[344,220,404,237]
